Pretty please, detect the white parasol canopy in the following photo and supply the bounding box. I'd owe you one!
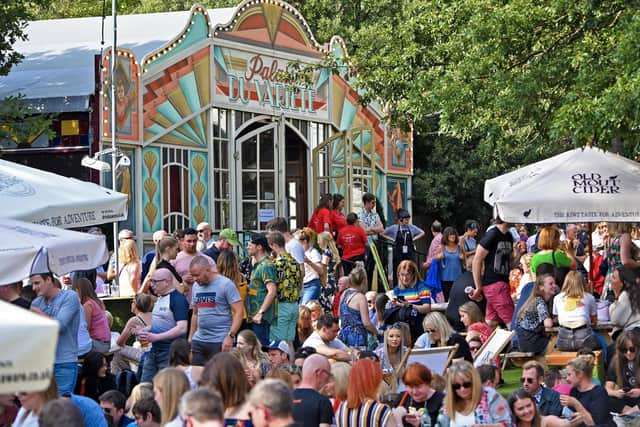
[0,158,128,228]
[0,219,109,285]
[0,300,59,393]
[484,147,640,223]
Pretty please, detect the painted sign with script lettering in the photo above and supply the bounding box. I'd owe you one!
[213,46,330,122]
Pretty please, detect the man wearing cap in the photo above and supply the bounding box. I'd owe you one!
[30,272,82,396]
[268,231,303,357]
[383,208,425,284]
[188,255,243,365]
[266,340,291,369]
[202,228,240,263]
[246,232,278,346]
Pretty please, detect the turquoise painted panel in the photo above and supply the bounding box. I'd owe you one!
[316,67,329,89]
[141,147,162,232]
[189,151,209,226]
[178,74,205,139]
[213,46,228,74]
[339,99,356,131]
[146,13,209,69]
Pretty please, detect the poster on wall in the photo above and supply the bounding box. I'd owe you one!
[102,146,136,233]
[386,176,408,221]
[101,48,140,142]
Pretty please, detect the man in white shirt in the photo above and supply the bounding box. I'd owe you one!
[302,314,351,362]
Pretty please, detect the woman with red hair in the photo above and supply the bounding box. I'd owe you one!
[336,359,400,427]
[393,363,444,427]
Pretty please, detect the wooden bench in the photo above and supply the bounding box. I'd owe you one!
[502,351,537,369]
[545,350,604,380]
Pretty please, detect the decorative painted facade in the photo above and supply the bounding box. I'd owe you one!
[99,1,413,240]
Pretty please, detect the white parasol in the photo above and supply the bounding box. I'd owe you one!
[485,147,640,223]
[0,300,59,393]
[0,158,128,228]
[0,219,109,285]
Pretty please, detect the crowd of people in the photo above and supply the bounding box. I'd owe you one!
[1,191,640,427]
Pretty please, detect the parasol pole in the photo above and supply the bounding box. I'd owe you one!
[110,0,119,291]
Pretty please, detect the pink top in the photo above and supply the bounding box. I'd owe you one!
[85,299,110,341]
[553,383,572,396]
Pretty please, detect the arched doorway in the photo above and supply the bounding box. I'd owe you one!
[234,117,309,232]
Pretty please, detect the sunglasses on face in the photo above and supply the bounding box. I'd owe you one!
[469,346,481,351]
[521,377,535,384]
[452,381,472,391]
[425,328,437,333]
[621,347,636,354]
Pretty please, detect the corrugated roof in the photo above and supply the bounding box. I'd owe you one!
[0,8,235,104]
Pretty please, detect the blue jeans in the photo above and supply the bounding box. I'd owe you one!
[301,279,321,305]
[140,348,169,383]
[54,362,78,397]
[251,321,271,347]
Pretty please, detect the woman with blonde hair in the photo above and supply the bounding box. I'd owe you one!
[125,382,153,419]
[552,271,599,351]
[515,273,556,355]
[439,361,512,427]
[328,362,352,413]
[560,355,612,426]
[417,311,472,362]
[111,293,154,373]
[13,377,58,427]
[153,367,190,426]
[236,329,270,380]
[116,238,141,296]
[75,277,111,353]
[516,253,535,299]
[299,227,325,304]
[375,323,409,392]
[338,262,377,349]
[459,302,492,343]
[142,236,182,293]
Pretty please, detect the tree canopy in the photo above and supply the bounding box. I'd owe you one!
[8,0,640,226]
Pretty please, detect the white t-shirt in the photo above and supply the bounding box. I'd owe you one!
[13,408,39,427]
[303,247,322,284]
[552,292,596,327]
[451,411,475,427]
[286,238,305,264]
[302,331,348,351]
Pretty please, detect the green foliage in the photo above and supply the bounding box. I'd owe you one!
[0,96,55,148]
[0,1,50,76]
[32,0,239,19]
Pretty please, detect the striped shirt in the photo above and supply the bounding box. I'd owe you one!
[393,281,432,306]
[336,399,392,427]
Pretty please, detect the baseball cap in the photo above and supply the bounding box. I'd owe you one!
[397,208,411,219]
[219,228,240,247]
[249,232,269,250]
[265,340,289,354]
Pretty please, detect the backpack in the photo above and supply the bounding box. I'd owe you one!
[115,369,138,397]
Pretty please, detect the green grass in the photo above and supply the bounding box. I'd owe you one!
[498,366,524,398]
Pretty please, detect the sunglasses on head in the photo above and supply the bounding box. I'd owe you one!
[452,381,472,391]
[521,377,535,384]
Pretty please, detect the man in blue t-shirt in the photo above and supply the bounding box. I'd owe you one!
[138,268,189,382]
[30,272,81,396]
[188,255,243,366]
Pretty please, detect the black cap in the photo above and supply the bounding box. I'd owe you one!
[397,208,411,219]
